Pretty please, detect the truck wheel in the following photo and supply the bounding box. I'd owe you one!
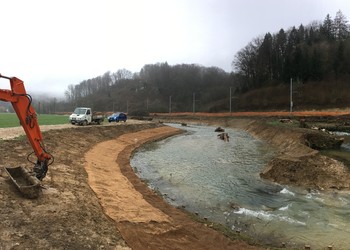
[83,120,88,126]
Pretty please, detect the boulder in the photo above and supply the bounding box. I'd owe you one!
[215,127,225,132]
[217,132,229,142]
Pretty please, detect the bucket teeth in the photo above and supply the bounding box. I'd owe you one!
[33,161,48,181]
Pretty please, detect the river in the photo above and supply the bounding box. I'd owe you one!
[131,123,350,249]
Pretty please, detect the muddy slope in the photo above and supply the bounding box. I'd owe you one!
[0,123,160,250]
[244,120,350,190]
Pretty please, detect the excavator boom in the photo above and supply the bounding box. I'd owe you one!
[0,74,53,198]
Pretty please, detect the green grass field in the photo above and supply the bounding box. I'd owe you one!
[0,113,69,128]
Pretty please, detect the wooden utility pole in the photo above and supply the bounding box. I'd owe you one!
[193,92,195,114]
[290,78,293,114]
[169,96,172,114]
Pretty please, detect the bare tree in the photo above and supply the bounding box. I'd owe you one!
[111,69,133,83]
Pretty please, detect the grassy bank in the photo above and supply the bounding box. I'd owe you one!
[0,113,69,128]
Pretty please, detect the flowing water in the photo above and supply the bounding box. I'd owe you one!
[131,124,350,249]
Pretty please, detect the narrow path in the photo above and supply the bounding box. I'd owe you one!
[85,126,263,250]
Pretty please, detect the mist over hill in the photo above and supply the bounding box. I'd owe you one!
[3,11,350,114]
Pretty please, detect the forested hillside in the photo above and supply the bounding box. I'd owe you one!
[57,10,350,113]
[63,64,233,113]
[233,10,350,110]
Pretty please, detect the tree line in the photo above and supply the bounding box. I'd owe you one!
[63,63,233,113]
[232,10,350,92]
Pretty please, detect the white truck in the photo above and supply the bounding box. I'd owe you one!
[69,107,104,125]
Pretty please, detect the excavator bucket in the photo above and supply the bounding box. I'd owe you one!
[4,166,42,199]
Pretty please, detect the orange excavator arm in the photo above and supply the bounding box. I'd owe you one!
[0,74,52,180]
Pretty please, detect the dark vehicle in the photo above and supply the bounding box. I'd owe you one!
[108,112,127,122]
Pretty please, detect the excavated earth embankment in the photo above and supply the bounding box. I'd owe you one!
[244,120,350,190]
[0,120,264,250]
[154,116,350,191]
[1,116,350,250]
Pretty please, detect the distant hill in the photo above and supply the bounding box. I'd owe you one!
[50,11,350,113]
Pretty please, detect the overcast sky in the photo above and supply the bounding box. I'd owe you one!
[1,0,349,98]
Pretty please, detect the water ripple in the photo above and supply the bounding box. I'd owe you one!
[131,123,350,249]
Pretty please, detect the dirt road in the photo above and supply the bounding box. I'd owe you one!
[0,120,263,249]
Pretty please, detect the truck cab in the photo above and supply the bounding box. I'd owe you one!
[69,107,104,125]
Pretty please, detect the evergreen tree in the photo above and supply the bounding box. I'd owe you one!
[333,10,349,40]
[320,14,334,41]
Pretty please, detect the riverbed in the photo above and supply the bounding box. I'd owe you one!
[131,123,350,249]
